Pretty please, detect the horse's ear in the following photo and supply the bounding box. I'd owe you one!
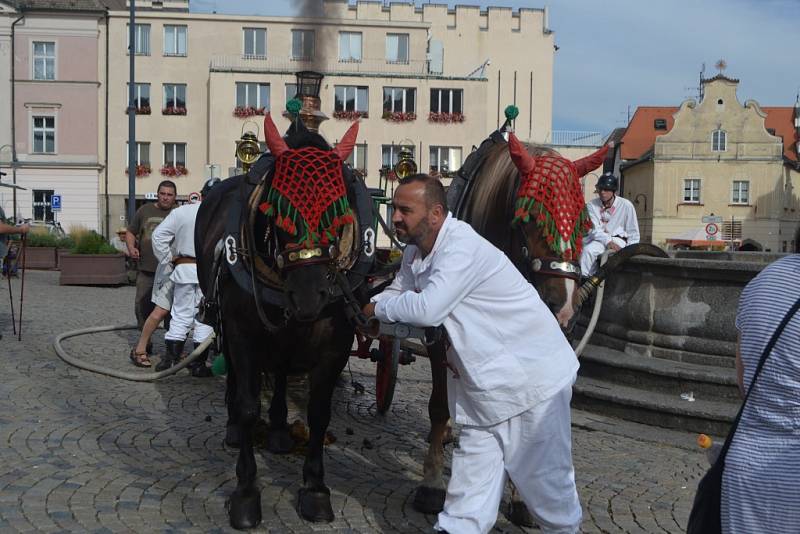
[572,144,609,177]
[507,132,535,176]
[263,113,289,158]
[333,121,360,161]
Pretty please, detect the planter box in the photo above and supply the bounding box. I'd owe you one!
[21,246,58,270]
[59,253,128,286]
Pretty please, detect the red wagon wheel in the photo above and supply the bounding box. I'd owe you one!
[374,337,400,414]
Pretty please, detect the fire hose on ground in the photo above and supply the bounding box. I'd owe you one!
[53,325,218,381]
[574,250,609,358]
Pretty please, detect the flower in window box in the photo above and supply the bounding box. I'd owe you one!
[428,112,465,123]
[125,164,152,177]
[162,106,187,115]
[333,110,368,120]
[233,106,267,118]
[382,111,416,122]
[135,105,151,115]
[160,164,188,177]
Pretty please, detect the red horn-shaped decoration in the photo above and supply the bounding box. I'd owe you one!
[507,132,535,176]
[333,121,360,161]
[572,144,609,177]
[263,113,289,158]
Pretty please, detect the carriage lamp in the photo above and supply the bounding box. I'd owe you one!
[294,70,324,98]
[394,146,417,179]
[236,130,261,173]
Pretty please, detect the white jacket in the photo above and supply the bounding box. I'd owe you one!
[584,195,640,246]
[372,214,578,426]
[152,202,200,284]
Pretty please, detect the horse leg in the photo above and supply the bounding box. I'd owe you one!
[223,336,242,448]
[414,340,450,514]
[297,348,348,522]
[226,336,264,530]
[265,371,294,454]
[507,483,536,527]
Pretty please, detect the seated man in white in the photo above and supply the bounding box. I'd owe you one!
[580,172,640,276]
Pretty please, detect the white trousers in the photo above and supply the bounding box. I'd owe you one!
[164,282,213,344]
[435,385,581,534]
[579,237,626,276]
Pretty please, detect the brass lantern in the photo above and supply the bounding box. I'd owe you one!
[235,125,261,173]
[394,143,417,179]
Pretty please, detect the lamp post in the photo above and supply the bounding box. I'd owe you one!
[0,144,13,219]
[126,0,136,224]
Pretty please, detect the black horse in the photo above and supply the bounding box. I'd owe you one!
[196,114,373,529]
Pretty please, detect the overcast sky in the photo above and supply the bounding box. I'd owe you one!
[191,0,800,135]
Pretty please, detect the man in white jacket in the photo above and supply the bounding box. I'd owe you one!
[151,178,219,375]
[580,172,640,276]
[363,174,582,534]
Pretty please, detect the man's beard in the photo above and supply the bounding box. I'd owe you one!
[395,218,430,247]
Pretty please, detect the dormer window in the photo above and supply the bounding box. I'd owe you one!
[654,118,667,130]
[712,129,727,152]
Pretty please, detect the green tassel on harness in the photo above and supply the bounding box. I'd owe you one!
[504,105,520,121]
[286,98,302,115]
[211,354,227,376]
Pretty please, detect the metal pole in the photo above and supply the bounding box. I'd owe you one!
[127,0,137,223]
[17,234,25,341]
[6,259,15,336]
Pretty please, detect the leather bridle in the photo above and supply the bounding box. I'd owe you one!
[516,224,581,283]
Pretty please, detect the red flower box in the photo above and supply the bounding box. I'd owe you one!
[382,111,416,122]
[124,164,152,177]
[160,165,188,177]
[428,112,465,123]
[162,106,187,115]
[333,110,368,120]
[233,106,266,118]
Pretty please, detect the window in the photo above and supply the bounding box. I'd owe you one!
[683,178,700,203]
[126,142,151,166]
[334,85,368,115]
[291,29,315,60]
[383,87,416,113]
[382,145,415,168]
[654,118,667,130]
[127,24,151,56]
[236,82,270,110]
[32,116,55,154]
[732,180,749,204]
[32,190,54,222]
[712,129,727,152]
[163,84,186,114]
[127,83,151,112]
[385,33,409,63]
[243,28,266,58]
[285,83,298,102]
[430,89,463,114]
[339,32,362,62]
[32,41,55,80]
[163,143,186,167]
[163,25,187,56]
[344,143,367,174]
[429,146,463,174]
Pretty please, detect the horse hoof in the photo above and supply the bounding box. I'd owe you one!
[297,487,335,522]
[266,428,294,454]
[227,489,262,530]
[412,486,445,514]
[225,425,241,448]
[507,500,535,528]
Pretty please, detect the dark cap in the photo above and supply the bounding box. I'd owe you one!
[595,172,619,192]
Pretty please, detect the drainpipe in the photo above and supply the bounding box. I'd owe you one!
[104,9,110,237]
[10,14,24,222]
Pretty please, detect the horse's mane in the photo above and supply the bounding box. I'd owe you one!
[461,140,558,251]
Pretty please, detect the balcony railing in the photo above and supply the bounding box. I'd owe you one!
[209,55,429,77]
[546,130,604,147]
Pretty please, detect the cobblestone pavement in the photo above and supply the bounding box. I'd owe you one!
[0,271,708,533]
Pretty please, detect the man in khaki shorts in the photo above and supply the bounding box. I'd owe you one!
[129,255,174,367]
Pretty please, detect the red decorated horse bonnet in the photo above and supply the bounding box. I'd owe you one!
[259,113,359,248]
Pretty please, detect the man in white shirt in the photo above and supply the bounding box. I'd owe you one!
[151,178,220,374]
[580,172,640,276]
[363,174,581,534]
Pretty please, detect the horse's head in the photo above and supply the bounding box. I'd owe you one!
[260,113,360,322]
[507,132,608,333]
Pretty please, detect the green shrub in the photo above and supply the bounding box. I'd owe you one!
[70,231,118,255]
[26,231,60,247]
[56,235,75,249]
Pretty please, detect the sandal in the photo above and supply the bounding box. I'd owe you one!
[129,348,152,368]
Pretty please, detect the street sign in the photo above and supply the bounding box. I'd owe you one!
[705,223,720,236]
[144,192,158,200]
[51,194,62,211]
[188,191,201,204]
[702,215,723,223]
